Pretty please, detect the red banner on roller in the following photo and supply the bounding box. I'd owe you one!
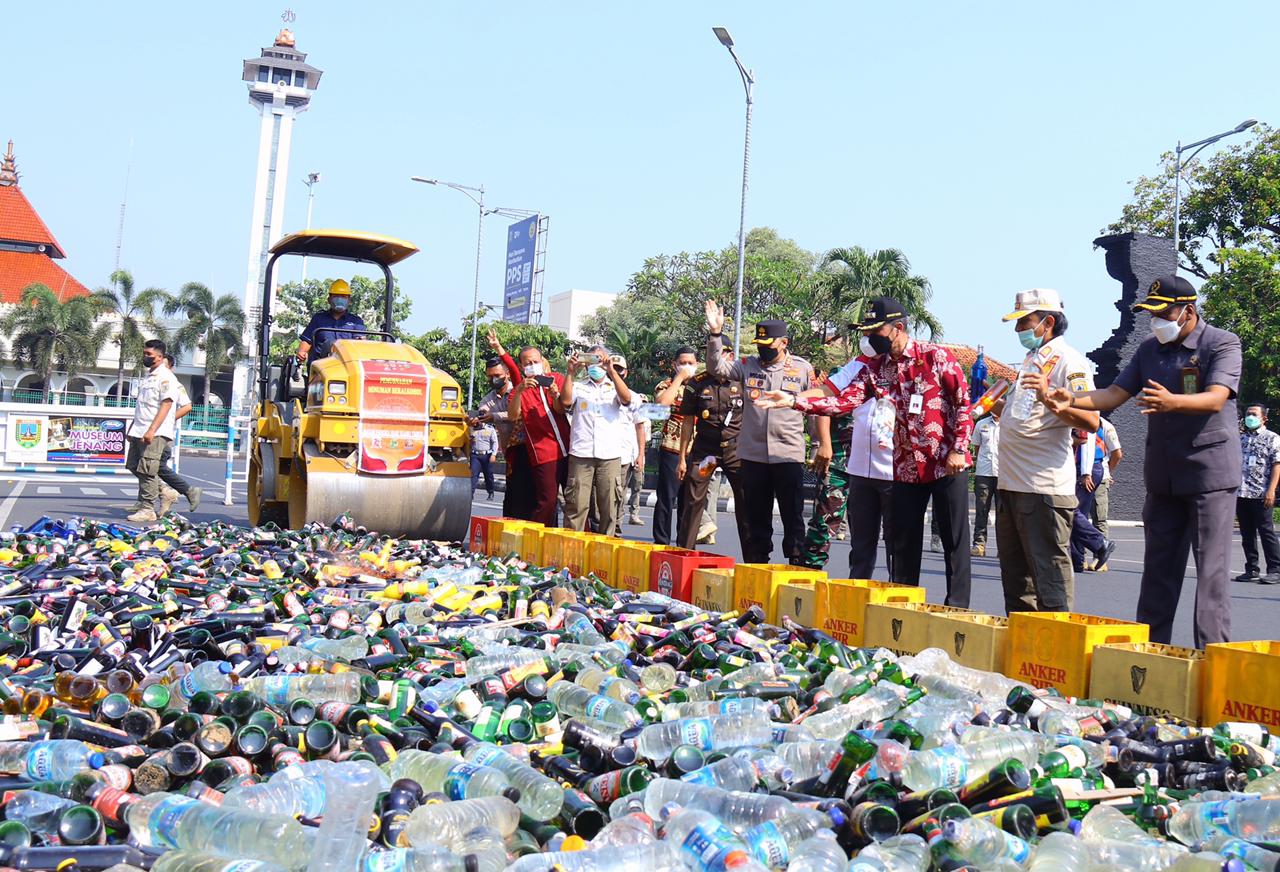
[357,359,430,474]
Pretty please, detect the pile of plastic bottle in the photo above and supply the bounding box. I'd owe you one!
[0,514,1277,872]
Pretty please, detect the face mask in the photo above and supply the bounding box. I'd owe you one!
[1245,415,1263,431]
[1017,323,1045,351]
[677,363,697,379]
[523,362,543,377]
[489,376,508,390]
[144,355,160,369]
[587,365,606,382]
[1151,308,1187,344]
[858,336,879,358]
[867,332,893,356]
[757,345,780,364]
[330,296,349,313]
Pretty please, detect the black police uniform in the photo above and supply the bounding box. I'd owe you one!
[676,373,751,552]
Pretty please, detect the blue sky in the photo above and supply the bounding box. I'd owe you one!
[6,1,1276,368]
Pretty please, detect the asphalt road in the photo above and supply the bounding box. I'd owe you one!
[3,455,1277,649]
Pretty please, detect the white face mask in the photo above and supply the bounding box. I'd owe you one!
[1151,309,1187,345]
[858,336,878,358]
[677,363,697,379]
[523,362,543,377]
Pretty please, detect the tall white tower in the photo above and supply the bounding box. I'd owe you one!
[233,26,322,411]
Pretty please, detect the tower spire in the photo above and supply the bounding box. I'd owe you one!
[0,140,18,187]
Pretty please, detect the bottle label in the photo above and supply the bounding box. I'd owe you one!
[931,744,969,788]
[679,717,714,751]
[178,670,200,699]
[221,861,273,872]
[719,699,747,714]
[469,745,501,767]
[1205,800,1232,833]
[1004,833,1032,865]
[151,794,197,848]
[680,766,716,787]
[25,742,55,779]
[363,850,408,872]
[256,676,292,707]
[584,694,613,720]
[443,763,481,800]
[680,824,732,872]
[746,821,789,868]
[586,770,623,804]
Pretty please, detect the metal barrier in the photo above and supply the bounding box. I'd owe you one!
[224,416,251,506]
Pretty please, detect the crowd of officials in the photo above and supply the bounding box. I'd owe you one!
[468,275,1277,649]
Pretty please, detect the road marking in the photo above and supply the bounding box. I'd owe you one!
[37,486,60,495]
[82,487,106,496]
[0,481,27,529]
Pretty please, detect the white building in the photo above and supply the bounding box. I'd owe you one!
[547,289,617,343]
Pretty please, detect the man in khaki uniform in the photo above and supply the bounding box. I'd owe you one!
[125,340,181,524]
[705,301,814,564]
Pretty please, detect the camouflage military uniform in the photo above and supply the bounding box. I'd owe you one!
[800,413,855,569]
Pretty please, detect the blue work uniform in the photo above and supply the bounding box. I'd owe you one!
[299,310,367,363]
[1113,317,1242,647]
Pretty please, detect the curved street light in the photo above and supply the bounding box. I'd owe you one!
[1172,119,1256,274]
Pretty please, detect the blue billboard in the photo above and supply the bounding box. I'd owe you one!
[502,215,539,323]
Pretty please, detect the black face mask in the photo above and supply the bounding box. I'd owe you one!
[867,332,893,355]
[489,376,508,390]
[757,345,781,364]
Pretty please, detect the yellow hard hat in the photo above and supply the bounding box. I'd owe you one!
[328,279,352,297]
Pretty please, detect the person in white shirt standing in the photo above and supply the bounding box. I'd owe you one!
[126,340,181,523]
[969,408,1000,557]
[155,354,202,517]
[560,346,637,533]
[1089,417,1123,544]
[600,355,646,535]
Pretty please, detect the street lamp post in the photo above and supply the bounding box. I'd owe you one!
[301,172,320,282]
[1172,119,1256,274]
[411,176,485,408]
[713,26,754,357]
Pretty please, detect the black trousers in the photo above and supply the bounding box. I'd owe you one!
[1237,496,1280,575]
[891,474,972,607]
[502,446,536,520]
[739,460,807,564]
[848,475,893,579]
[470,453,495,496]
[653,451,686,545]
[679,457,749,553]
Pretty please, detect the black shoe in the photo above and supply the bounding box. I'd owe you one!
[1260,573,1280,585]
[1235,571,1262,583]
[1093,540,1117,572]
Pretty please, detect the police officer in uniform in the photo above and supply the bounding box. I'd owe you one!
[1050,275,1242,646]
[705,300,815,564]
[673,363,750,553]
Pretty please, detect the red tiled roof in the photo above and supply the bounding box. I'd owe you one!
[0,186,65,256]
[940,343,1018,383]
[0,250,90,304]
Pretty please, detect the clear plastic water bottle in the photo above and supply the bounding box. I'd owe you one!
[360,846,469,872]
[126,792,309,865]
[1083,805,1183,850]
[661,698,774,721]
[306,762,381,872]
[299,635,369,662]
[1203,833,1280,872]
[639,663,677,693]
[1086,838,1198,872]
[900,649,1029,702]
[591,812,658,848]
[401,796,522,848]
[386,750,516,802]
[420,677,472,709]
[2,791,78,836]
[0,740,105,780]
[803,684,912,740]
[462,742,564,820]
[548,681,642,728]
[1027,831,1088,872]
[661,807,749,872]
[170,661,235,700]
[152,852,289,872]
[636,711,773,760]
[575,666,641,704]
[732,750,795,790]
[777,741,841,783]
[564,612,609,647]
[847,835,930,872]
[939,816,1032,867]
[1166,798,1280,845]
[1008,358,1040,421]
[505,842,684,872]
[786,830,846,872]
[679,756,763,791]
[240,673,361,706]
[641,778,795,829]
[634,404,672,423]
[454,825,508,872]
[901,731,1048,791]
[740,809,833,868]
[223,761,333,818]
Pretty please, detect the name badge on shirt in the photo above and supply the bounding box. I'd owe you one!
[908,393,924,415]
[1181,366,1200,394]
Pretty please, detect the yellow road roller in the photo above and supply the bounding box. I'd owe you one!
[248,229,472,540]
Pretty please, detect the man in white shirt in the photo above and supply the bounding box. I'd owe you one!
[996,289,1101,613]
[125,340,181,523]
[969,409,1000,557]
[594,355,646,535]
[559,346,637,533]
[1090,417,1123,542]
[155,354,202,517]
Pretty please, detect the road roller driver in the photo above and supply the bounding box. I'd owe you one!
[295,279,367,365]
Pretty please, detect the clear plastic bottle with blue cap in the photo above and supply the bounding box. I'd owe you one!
[0,739,105,780]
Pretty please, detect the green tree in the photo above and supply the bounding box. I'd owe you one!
[1,284,112,403]
[91,269,164,403]
[816,245,940,361]
[270,276,412,359]
[1106,124,1280,403]
[163,283,246,404]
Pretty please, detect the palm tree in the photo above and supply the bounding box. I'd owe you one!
[819,247,941,353]
[0,284,112,403]
[92,269,164,404]
[163,283,246,405]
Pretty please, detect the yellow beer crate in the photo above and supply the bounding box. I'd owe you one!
[615,542,674,596]
[585,536,622,585]
[1007,612,1149,698]
[519,524,546,565]
[690,568,735,612]
[824,579,927,647]
[866,603,970,658]
[733,564,824,624]
[560,532,601,578]
[540,529,577,572]
[776,581,821,628]
[498,528,524,558]
[1090,642,1204,723]
[489,519,534,556]
[1203,640,1280,731]
[927,612,1009,674]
